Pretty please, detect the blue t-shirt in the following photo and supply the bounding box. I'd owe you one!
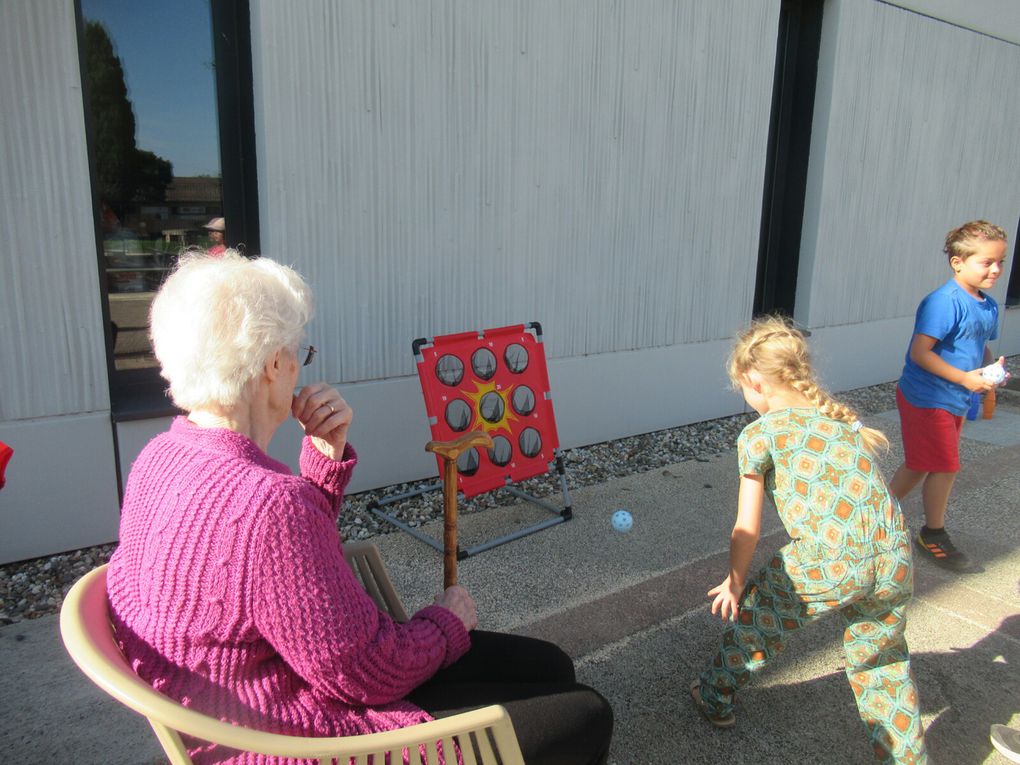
[898,279,999,415]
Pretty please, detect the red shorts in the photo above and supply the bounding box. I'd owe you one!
[896,386,963,473]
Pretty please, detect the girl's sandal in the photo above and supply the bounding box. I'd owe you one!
[690,679,736,729]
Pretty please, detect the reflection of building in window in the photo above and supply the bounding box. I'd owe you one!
[140,205,169,220]
[161,229,188,246]
[131,178,223,246]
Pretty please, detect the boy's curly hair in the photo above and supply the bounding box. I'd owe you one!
[944,220,1007,262]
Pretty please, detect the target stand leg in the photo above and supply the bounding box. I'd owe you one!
[367,449,573,562]
[501,451,572,518]
[367,481,455,554]
[460,451,572,556]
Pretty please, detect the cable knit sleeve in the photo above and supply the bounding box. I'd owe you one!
[250,480,471,706]
[298,439,357,520]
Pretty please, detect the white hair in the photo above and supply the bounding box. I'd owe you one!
[149,250,314,411]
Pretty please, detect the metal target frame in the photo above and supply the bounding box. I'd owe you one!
[368,322,572,559]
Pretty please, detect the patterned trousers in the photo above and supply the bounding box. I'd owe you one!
[699,542,927,764]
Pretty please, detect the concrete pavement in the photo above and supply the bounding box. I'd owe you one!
[2,393,1018,764]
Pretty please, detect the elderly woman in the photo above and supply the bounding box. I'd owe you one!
[107,252,612,765]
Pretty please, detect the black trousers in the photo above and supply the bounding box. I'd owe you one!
[408,631,612,765]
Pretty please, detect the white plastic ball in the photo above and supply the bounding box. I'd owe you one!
[982,364,1006,385]
[611,509,633,533]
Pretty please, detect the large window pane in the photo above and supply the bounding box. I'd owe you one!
[81,0,222,371]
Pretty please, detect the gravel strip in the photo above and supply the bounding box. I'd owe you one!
[4,367,1014,627]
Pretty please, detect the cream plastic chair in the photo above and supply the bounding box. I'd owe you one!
[343,540,411,623]
[60,544,524,765]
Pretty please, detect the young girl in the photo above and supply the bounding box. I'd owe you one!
[690,317,927,764]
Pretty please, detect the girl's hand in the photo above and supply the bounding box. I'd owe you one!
[707,575,743,621]
[711,474,762,622]
[292,383,353,460]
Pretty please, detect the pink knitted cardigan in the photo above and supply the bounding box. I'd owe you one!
[107,417,471,764]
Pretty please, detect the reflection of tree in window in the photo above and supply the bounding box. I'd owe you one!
[511,386,535,416]
[488,436,512,467]
[504,343,529,373]
[84,20,177,370]
[84,22,173,224]
[471,348,497,380]
[479,392,505,424]
[435,354,464,386]
[444,399,471,432]
[519,428,542,458]
[457,448,480,476]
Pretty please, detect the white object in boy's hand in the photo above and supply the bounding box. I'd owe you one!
[981,363,1006,385]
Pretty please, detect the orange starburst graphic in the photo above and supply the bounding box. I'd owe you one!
[463,379,518,436]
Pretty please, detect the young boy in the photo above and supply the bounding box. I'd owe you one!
[889,220,1009,569]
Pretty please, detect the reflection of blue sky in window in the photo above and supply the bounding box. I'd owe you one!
[81,0,220,177]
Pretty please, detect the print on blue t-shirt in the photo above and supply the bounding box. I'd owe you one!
[898,279,999,416]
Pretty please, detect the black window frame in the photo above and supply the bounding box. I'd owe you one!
[75,0,260,421]
[753,0,824,317]
[1006,213,1020,308]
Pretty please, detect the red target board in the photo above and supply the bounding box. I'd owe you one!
[414,323,560,498]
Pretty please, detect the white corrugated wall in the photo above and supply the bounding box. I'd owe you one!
[0,0,120,563]
[251,0,781,386]
[798,0,1020,331]
[0,0,109,420]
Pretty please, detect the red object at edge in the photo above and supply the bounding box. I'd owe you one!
[0,440,12,490]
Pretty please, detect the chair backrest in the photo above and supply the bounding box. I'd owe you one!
[343,540,410,623]
[60,563,524,765]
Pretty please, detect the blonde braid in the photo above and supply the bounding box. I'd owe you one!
[729,315,889,455]
[786,371,889,455]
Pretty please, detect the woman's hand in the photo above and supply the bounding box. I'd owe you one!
[434,585,478,632]
[292,383,353,461]
[707,575,743,622]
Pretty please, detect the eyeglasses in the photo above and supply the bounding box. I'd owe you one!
[301,345,317,366]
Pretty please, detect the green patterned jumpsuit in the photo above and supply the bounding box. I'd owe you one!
[698,408,927,764]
